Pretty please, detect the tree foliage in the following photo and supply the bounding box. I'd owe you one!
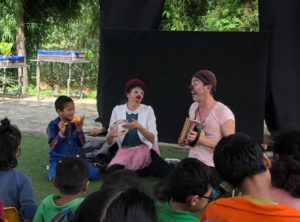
[35,0,100,88]
[0,0,81,53]
[161,0,258,31]
[1,0,258,93]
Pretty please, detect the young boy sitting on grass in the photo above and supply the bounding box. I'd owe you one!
[47,95,100,180]
[157,158,214,222]
[33,157,89,222]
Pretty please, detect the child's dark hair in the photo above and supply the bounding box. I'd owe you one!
[169,158,213,202]
[0,118,22,170]
[71,187,157,222]
[55,157,88,195]
[101,169,144,192]
[214,133,266,187]
[271,129,300,197]
[54,95,73,112]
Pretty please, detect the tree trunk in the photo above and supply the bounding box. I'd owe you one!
[16,0,28,87]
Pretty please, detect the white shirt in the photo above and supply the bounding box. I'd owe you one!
[108,104,158,148]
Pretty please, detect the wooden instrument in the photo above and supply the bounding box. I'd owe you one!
[178,117,204,146]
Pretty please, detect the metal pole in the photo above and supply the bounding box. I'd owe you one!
[18,66,24,98]
[36,60,40,100]
[67,63,72,96]
[2,68,6,102]
[80,70,84,100]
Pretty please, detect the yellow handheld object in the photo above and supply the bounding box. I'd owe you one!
[64,116,81,125]
[4,207,20,222]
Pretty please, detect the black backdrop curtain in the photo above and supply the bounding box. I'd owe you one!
[100,0,165,29]
[259,0,300,133]
[99,29,268,143]
[97,0,165,124]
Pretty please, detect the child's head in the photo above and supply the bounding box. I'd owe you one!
[54,157,89,195]
[214,133,269,187]
[271,129,300,197]
[169,158,214,210]
[0,117,21,170]
[101,169,144,192]
[55,96,75,121]
[71,187,157,222]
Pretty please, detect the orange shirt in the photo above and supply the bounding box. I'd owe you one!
[201,197,300,222]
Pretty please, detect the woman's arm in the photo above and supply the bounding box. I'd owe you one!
[199,119,235,149]
[122,120,155,144]
[106,107,118,145]
[122,106,157,144]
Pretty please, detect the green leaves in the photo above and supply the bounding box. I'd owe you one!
[0,42,13,56]
[161,0,259,31]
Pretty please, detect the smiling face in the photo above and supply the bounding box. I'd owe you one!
[57,102,75,121]
[127,86,144,105]
[190,77,212,102]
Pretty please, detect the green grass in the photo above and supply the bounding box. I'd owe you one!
[17,136,188,203]
[22,85,97,99]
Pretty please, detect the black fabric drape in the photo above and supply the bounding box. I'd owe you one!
[260,0,300,133]
[99,29,268,143]
[100,0,165,29]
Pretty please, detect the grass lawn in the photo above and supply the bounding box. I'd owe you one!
[17,135,189,203]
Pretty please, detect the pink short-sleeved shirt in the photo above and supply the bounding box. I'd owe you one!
[188,101,235,167]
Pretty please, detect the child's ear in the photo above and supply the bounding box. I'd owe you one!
[206,85,212,91]
[82,180,89,192]
[16,146,21,157]
[263,153,272,169]
[57,109,63,116]
[186,195,199,207]
[53,178,58,188]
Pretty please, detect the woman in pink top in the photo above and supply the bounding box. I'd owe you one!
[270,129,300,211]
[184,70,235,184]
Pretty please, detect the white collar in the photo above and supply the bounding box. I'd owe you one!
[126,104,141,115]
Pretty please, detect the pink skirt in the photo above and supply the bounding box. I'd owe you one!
[108,144,160,171]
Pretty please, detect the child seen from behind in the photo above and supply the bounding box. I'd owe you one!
[0,118,36,222]
[157,158,213,222]
[33,157,89,222]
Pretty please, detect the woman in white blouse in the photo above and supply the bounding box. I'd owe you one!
[106,78,173,178]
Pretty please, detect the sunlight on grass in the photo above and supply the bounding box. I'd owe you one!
[17,136,188,203]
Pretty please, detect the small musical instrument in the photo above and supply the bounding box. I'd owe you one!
[110,119,129,137]
[178,117,204,146]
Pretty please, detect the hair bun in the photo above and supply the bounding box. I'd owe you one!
[0,117,11,134]
[1,117,10,126]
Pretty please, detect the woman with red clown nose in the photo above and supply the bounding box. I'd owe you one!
[185,70,235,186]
[106,78,174,178]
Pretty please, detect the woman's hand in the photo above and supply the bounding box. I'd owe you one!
[122,119,142,130]
[107,127,118,137]
[107,127,118,145]
[185,129,198,145]
[185,130,213,148]
[123,119,155,144]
